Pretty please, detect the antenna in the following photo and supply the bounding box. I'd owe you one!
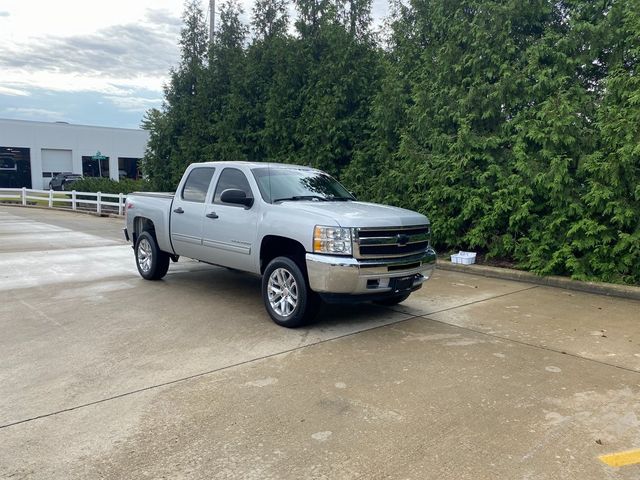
[209,0,215,43]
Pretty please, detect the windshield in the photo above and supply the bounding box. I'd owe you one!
[251,167,355,203]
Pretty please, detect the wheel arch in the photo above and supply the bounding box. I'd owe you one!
[259,235,307,275]
[132,216,157,246]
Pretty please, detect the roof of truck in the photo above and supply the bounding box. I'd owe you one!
[191,161,316,170]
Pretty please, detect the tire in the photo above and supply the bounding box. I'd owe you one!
[262,256,321,328]
[135,231,170,280]
[374,292,411,307]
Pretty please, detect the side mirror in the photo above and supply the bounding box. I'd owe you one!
[220,188,254,208]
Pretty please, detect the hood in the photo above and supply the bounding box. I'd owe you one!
[278,200,429,228]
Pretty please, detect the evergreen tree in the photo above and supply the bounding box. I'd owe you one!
[342,1,421,200]
[202,0,250,162]
[141,108,173,191]
[294,0,380,175]
[571,0,640,283]
[504,0,597,275]
[141,0,640,285]
[142,0,209,190]
[252,0,289,40]
[261,39,306,163]
[244,0,291,161]
[391,0,553,251]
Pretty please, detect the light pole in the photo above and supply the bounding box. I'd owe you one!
[209,0,215,43]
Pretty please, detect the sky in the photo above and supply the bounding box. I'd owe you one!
[0,0,389,130]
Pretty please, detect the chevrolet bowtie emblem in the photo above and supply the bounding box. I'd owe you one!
[396,234,410,246]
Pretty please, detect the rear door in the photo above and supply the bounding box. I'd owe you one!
[200,167,259,272]
[170,167,216,259]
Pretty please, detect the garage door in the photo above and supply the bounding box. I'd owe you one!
[41,149,73,189]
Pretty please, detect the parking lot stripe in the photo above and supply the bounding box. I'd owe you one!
[599,448,640,467]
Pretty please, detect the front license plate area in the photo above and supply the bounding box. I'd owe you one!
[390,275,415,292]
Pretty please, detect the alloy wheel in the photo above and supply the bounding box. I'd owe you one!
[267,267,298,317]
[137,238,153,273]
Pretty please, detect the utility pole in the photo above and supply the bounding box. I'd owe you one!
[209,0,215,43]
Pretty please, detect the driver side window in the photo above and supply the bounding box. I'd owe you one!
[213,168,253,205]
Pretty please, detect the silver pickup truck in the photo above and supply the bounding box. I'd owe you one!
[124,161,436,327]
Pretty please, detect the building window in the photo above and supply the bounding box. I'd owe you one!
[0,146,31,188]
[82,155,109,178]
[0,159,17,171]
[118,157,140,179]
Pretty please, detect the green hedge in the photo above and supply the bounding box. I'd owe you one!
[70,177,151,195]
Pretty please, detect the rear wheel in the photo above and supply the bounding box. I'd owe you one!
[135,231,170,280]
[262,256,320,328]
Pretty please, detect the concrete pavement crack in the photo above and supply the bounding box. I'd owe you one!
[417,313,640,376]
[0,311,416,431]
[399,283,640,376]
[387,284,540,317]
[2,283,636,431]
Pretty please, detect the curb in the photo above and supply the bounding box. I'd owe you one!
[437,261,640,302]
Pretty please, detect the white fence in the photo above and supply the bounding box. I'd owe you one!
[0,188,126,216]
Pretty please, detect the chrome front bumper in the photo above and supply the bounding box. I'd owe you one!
[306,247,437,295]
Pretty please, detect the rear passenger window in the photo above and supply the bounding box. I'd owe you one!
[182,168,215,203]
[213,168,253,204]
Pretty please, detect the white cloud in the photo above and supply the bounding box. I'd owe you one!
[0,8,180,95]
[0,85,30,96]
[3,107,64,120]
[105,95,163,112]
[1,70,166,96]
[0,0,184,40]
[0,0,391,126]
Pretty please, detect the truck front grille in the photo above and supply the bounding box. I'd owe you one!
[354,225,430,259]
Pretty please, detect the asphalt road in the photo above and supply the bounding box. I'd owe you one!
[1,205,639,479]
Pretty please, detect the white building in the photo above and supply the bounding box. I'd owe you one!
[0,118,149,189]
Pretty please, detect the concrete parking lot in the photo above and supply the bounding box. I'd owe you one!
[1,205,639,479]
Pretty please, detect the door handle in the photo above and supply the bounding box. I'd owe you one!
[173,207,184,214]
[206,212,219,219]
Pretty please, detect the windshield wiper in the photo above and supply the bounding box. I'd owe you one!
[326,196,353,201]
[273,195,328,202]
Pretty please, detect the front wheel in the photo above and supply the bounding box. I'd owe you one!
[262,256,320,328]
[135,231,170,280]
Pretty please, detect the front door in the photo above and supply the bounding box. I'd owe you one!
[170,167,216,259]
[200,167,259,272]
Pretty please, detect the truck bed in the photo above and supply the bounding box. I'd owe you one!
[126,192,175,254]
[129,192,175,199]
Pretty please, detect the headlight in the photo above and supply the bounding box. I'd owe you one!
[313,225,352,255]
